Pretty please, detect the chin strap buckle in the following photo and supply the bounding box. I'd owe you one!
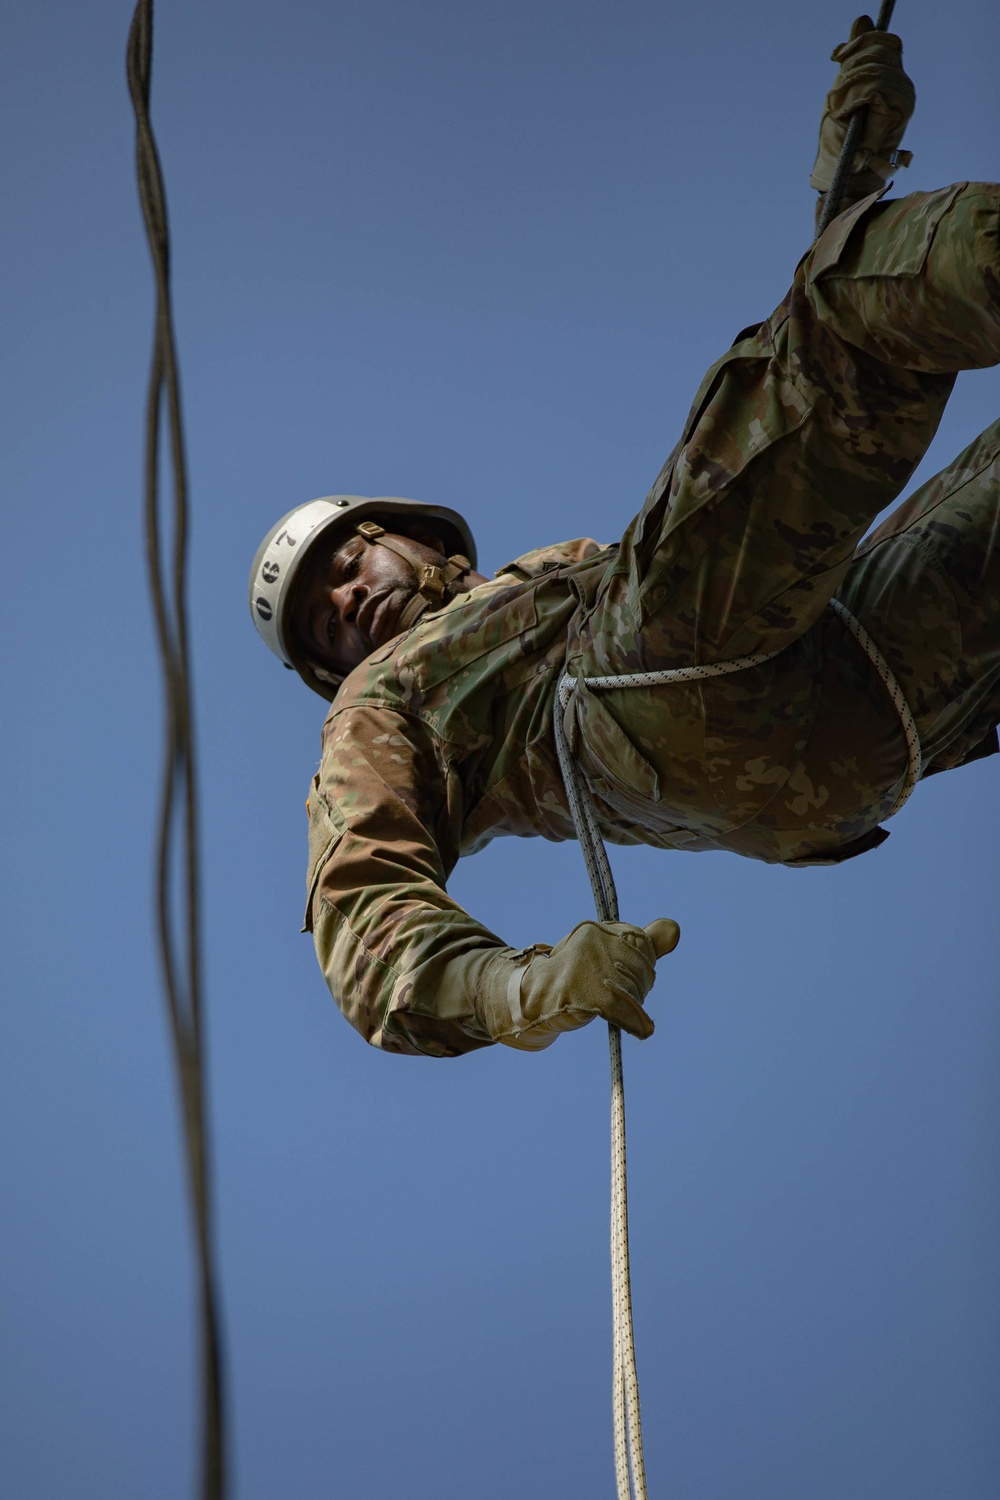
[424,554,473,602]
[357,521,472,609]
[417,563,446,601]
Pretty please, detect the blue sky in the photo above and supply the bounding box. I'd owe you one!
[3,2,999,1496]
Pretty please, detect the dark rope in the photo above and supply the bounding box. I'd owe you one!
[125,4,227,1497]
[815,0,898,238]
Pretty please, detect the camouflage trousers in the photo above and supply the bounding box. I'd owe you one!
[568,183,1000,864]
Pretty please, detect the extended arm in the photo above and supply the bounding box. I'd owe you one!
[305,704,677,1057]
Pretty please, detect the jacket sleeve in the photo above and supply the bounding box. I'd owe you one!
[304,703,510,1057]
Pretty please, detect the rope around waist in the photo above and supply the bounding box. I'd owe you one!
[557,595,923,822]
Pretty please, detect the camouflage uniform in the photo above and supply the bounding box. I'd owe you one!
[304,182,1000,1057]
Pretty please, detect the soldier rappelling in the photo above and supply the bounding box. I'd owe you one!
[249,16,1000,1058]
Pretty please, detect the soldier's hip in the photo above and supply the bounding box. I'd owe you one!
[569,615,911,866]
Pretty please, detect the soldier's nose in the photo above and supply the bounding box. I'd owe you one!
[330,581,366,626]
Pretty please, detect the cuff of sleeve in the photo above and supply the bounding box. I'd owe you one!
[476,946,559,1052]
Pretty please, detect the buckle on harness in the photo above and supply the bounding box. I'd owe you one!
[417,563,446,600]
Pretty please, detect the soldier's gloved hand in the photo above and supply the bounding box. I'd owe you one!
[476,918,680,1051]
[810,15,915,207]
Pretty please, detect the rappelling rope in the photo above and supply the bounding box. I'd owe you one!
[552,708,648,1500]
[553,596,920,1500]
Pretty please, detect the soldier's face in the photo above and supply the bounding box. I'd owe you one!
[290,527,445,675]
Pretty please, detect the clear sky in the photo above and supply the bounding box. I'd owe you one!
[3,2,999,1496]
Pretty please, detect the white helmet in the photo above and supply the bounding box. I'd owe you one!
[248,495,477,700]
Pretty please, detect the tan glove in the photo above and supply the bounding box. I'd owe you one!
[810,15,915,202]
[475,918,680,1052]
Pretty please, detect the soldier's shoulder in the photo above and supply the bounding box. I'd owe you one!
[495,537,611,579]
[324,655,399,714]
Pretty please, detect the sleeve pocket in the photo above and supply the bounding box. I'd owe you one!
[809,183,964,282]
[301,779,348,933]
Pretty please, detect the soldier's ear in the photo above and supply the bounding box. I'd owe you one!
[399,522,448,556]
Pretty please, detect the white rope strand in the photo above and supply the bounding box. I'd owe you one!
[553,600,921,1499]
[610,1027,648,1500]
[579,645,784,692]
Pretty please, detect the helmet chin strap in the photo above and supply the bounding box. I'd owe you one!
[307,521,474,693]
[353,520,473,631]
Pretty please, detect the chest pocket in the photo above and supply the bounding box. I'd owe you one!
[301,777,348,933]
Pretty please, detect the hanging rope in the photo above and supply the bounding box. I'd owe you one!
[125,5,227,1498]
[816,0,898,237]
[553,597,920,1498]
[553,704,648,1500]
